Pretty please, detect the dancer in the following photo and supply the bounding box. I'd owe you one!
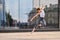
[30,6,46,33]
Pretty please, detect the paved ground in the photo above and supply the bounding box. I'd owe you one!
[0,31,60,40]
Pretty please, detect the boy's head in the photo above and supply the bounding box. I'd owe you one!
[37,8,41,13]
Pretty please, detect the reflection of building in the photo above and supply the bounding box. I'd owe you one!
[13,20,17,26]
[45,4,58,27]
[33,0,40,8]
[28,4,58,28]
[0,0,6,26]
[59,0,60,29]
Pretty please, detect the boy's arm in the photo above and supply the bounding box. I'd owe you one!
[30,13,40,21]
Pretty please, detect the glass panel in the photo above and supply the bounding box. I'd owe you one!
[28,0,58,29]
[0,0,6,27]
[0,0,2,4]
[0,0,59,31]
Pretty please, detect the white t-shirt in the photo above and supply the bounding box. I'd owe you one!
[40,10,45,18]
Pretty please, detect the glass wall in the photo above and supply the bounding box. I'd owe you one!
[0,0,6,27]
[28,0,58,29]
[0,0,59,31]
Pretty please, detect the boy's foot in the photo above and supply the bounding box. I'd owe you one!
[38,24,42,29]
[38,24,42,27]
[31,27,35,34]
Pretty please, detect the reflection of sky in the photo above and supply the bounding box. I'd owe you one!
[5,0,58,23]
[5,0,18,21]
[20,0,32,22]
[40,0,58,7]
[5,0,32,23]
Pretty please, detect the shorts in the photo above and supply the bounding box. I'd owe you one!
[40,17,46,26]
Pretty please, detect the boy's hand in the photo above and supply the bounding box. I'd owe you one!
[30,18,33,22]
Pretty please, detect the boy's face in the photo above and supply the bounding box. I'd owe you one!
[37,10,40,13]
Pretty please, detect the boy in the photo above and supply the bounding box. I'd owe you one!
[30,6,46,33]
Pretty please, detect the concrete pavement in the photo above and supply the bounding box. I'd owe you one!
[0,31,60,40]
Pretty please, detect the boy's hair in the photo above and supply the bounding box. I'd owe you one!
[37,8,40,10]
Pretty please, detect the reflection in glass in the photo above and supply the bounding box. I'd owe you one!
[0,0,6,27]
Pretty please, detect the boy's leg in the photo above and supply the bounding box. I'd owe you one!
[43,19,46,27]
[40,18,46,29]
[31,24,42,33]
[31,27,36,34]
[39,18,45,28]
